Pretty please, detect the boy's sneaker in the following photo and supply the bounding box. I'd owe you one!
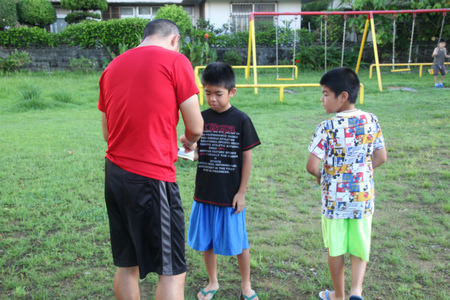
[438,83,444,88]
[435,84,439,88]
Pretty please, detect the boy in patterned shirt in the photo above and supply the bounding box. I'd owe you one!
[306,67,387,300]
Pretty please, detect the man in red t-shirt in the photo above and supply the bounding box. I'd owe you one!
[98,19,203,300]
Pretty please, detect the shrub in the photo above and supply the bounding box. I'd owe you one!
[0,26,55,47]
[60,18,146,48]
[61,0,107,24]
[154,5,194,37]
[69,56,99,72]
[0,0,18,29]
[0,50,32,72]
[182,37,217,67]
[17,0,56,28]
[64,12,102,25]
[221,50,244,66]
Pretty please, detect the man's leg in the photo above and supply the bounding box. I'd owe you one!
[197,249,219,300]
[349,255,367,298]
[114,266,140,300]
[327,253,345,300]
[155,272,186,300]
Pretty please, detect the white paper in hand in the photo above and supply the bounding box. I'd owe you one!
[178,147,194,161]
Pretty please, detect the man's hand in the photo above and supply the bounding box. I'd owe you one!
[179,134,196,152]
[232,192,246,214]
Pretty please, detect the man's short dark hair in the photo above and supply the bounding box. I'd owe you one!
[320,67,360,104]
[439,38,446,43]
[143,19,180,40]
[202,62,236,91]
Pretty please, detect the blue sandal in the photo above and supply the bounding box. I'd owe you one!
[319,290,333,300]
[349,296,364,300]
[242,291,258,300]
[198,288,218,300]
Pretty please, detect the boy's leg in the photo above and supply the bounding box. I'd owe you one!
[237,249,258,299]
[114,266,140,300]
[198,249,219,300]
[434,75,438,85]
[349,255,367,298]
[327,253,345,300]
[440,75,445,84]
[155,273,186,300]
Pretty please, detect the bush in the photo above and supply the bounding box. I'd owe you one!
[0,50,32,72]
[154,5,194,37]
[60,18,146,48]
[182,37,217,67]
[69,56,99,72]
[64,12,102,24]
[0,27,55,48]
[221,50,244,65]
[61,0,107,24]
[0,0,18,29]
[17,0,56,28]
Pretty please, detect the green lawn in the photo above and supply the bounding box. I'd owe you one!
[1,69,449,299]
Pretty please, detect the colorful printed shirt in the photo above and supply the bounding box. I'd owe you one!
[308,110,385,219]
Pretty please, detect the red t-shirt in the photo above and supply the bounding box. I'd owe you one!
[98,46,199,182]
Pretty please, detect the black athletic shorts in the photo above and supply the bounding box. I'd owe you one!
[104,158,186,279]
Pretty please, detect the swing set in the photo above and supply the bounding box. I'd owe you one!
[245,8,450,93]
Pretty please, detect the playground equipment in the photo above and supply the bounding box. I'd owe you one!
[391,13,416,72]
[246,9,450,92]
[275,16,298,80]
[194,65,365,105]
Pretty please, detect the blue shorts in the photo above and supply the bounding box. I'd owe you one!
[187,201,249,256]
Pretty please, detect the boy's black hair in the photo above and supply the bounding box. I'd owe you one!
[320,67,360,104]
[143,19,180,40]
[439,38,446,43]
[202,62,236,92]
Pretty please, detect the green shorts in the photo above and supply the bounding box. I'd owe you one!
[322,215,372,262]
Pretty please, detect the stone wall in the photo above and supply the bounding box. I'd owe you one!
[0,44,439,71]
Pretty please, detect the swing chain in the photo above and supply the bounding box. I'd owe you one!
[292,16,298,79]
[324,16,328,73]
[341,15,347,67]
[392,14,396,70]
[275,16,279,79]
[408,13,416,68]
[438,12,446,45]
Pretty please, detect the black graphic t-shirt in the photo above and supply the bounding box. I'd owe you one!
[194,106,261,206]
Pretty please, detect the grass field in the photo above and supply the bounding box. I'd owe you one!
[1,69,449,300]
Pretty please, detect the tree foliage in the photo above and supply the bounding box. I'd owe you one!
[153,5,194,37]
[0,0,18,29]
[61,0,107,24]
[17,0,56,28]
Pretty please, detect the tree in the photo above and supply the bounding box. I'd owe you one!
[0,0,18,30]
[17,0,56,28]
[153,5,194,37]
[61,0,108,24]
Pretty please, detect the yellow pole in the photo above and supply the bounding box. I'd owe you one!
[356,16,370,74]
[359,83,364,105]
[280,87,284,102]
[369,13,383,92]
[246,21,252,82]
[250,19,258,94]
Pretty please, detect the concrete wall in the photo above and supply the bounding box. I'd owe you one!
[0,44,438,72]
[0,48,111,71]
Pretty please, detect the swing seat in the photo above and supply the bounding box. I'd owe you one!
[276,78,295,81]
[391,68,411,72]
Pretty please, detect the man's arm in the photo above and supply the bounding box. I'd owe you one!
[232,149,252,214]
[372,147,387,169]
[179,94,203,151]
[306,153,321,185]
[101,112,108,143]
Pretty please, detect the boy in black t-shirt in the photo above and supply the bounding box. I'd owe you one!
[187,62,261,300]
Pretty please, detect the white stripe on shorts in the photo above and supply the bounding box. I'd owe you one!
[159,181,173,275]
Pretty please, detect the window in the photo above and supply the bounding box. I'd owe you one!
[120,7,134,18]
[230,2,276,32]
[137,6,152,19]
